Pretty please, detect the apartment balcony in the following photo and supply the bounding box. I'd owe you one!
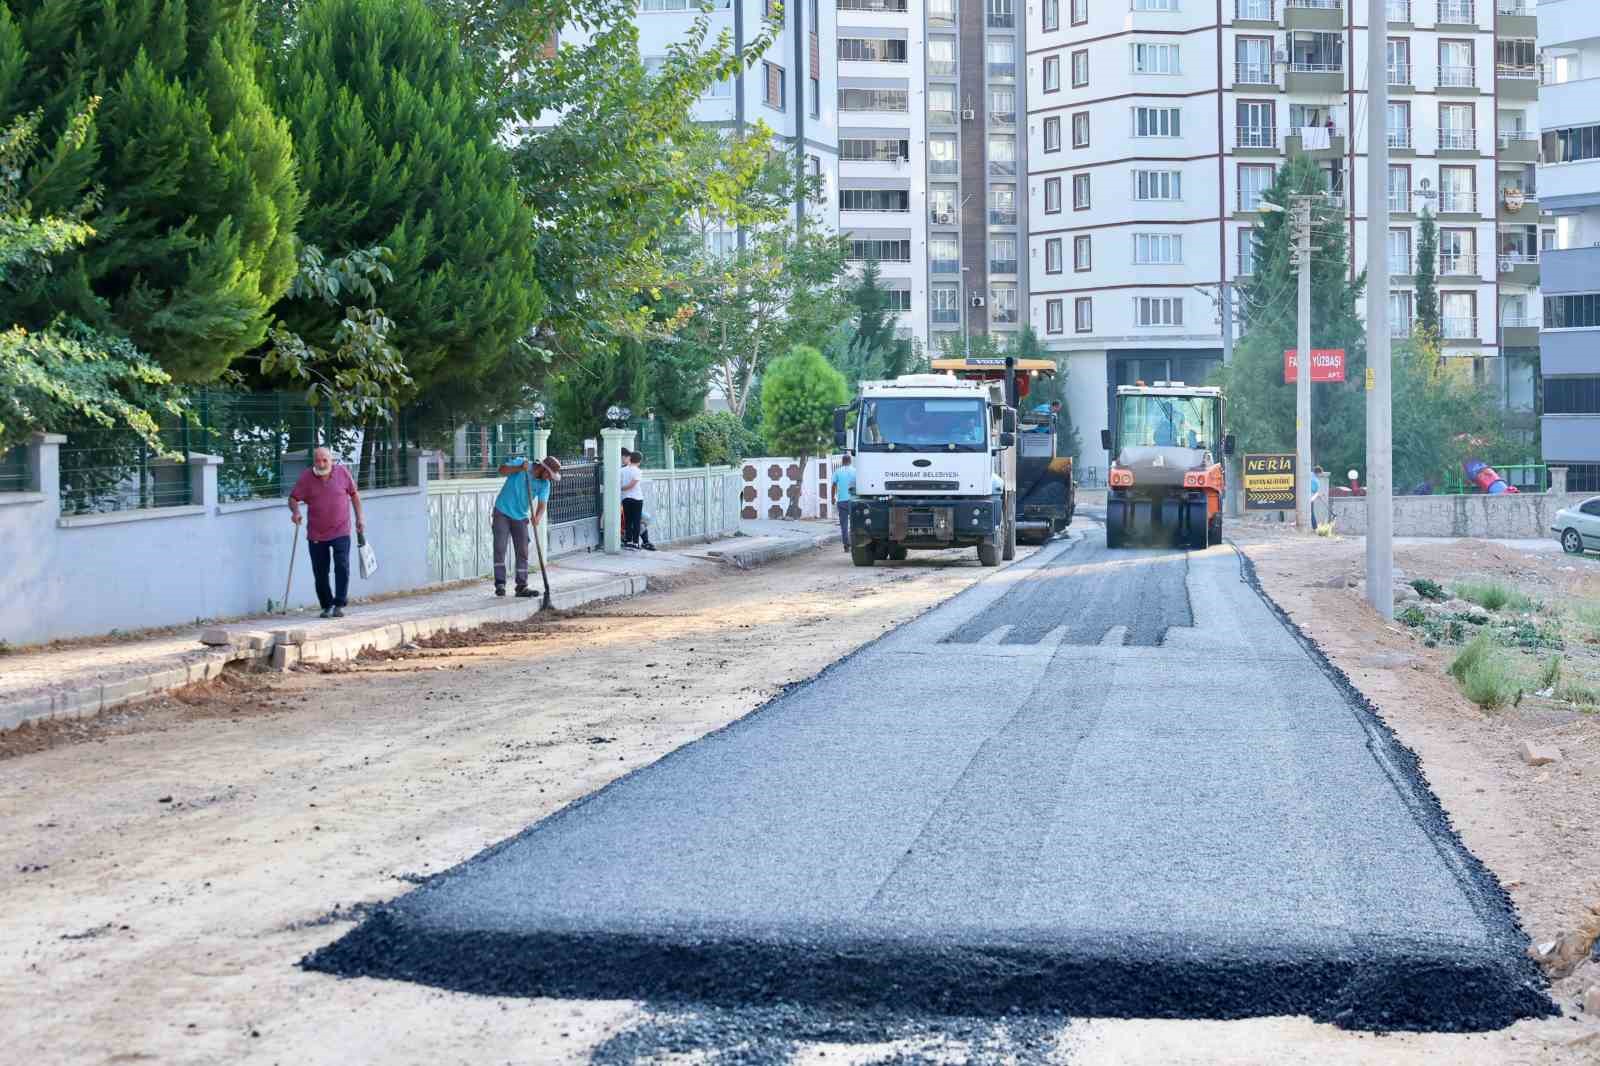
[1388,63,1413,89]
[1441,315,1479,341]
[1497,187,1539,222]
[991,306,1019,325]
[989,159,1018,177]
[1284,0,1342,31]
[1237,192,1270,213]
[989,209,1018,226]
[929,159,959,177]
[929,258,960,274]
[1436,0,1475,27]
[1389,192,1413,214]
[1496,130,1539,163]
[1436,65,1477,92]
[1285,61,1343,94]
[1438,252,1480,278]
[1236,254,1257,276]
[929,108,957,126]
[1437,190,1477,215]
[988,62,1015,81]
[990,110,1015,127]
[1496,64,1539,101]
[987,10,1014,28]
[990,259,1019,275]
[1235,124,1280,153]
[1499,314,1540,349]
[1495,0,1535,37]
[1497,250,1539,287]
[1438,128,1477,153]
[1388,253,1413,276]
[838,0,908,9]
[1234,62,1276,87]
[1285,127,1346,158]
[928,59,957,76]
[1234,0,1275,23]
[1386,0,1411,23]
[929,207,958,225]
[930,308,961,325]
[1390,316,1414,338]
[1387,126,1414,152]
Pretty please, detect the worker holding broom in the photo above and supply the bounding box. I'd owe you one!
[491,455,562,598]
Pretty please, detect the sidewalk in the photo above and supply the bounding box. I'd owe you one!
[0,520,840,733]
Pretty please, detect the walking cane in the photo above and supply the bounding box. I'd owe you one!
[526,464,553,610]
[281,522,300,614]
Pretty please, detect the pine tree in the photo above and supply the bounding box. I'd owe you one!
[270,0,543,422]
[845,258,913,382]
[0,0,300,382]
[1414,206,1439,343]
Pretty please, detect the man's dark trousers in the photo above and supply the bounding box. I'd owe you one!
[622,498,643,545]
[838,502,850,547]
[309,535,351,609]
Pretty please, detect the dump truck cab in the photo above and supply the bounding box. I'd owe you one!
[1102,383,1234,550]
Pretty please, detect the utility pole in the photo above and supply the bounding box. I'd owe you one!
[1292,195,1313,531]
[1365,0,1395,619]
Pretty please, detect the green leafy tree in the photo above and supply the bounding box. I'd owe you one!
[0,0,300,382]
[1219,155,1368,479]
[760,345,848,494]
[269,0,543,422]
[672,410,765,467]
[844,258,914,383]
[546,339,648,457]
[1414,206,1439,343]
[1391,335,1517,491]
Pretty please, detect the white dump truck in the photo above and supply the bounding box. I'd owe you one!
[833,372,1018,567]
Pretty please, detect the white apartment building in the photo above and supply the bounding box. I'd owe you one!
[1539,0,1600,493]
[1027,0,1539,478]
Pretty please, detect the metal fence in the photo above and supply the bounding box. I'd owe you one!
[1443,462,1548,495]
[56,390,418,516]
[630,416,668,468]
[548,459,600,525]
[0,445,28,492]
[436,416,541,479]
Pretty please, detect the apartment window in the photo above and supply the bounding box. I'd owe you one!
[1288,31,1342,72]
[1545,377,1600,414]
[1135,296,1183,326]
[1131,43,1180,75]
[1044,176,1063,213]
[841,138,910,162]
[1439,228,1475,274]
[1387,227,1412,274]
[991,184,1017,223]
[1045,237,1064,274]
[847,239,912,262]
[1545,295,1600,330]
[929,85,957,124]
[1237,163,1273,211]
[1496,38,1536,75]
[988,0,1015,28]
[987,38,1016,79]
[930,184,958,222]
[1133,106,1181,137]
[1043,116,1061,152]
[1236,37,1272,84]
[1072,111,1090,147]
[1441,291,1476,338]
[1071,49,1089,88]
[764,62,785,109]
[839,188,910,212]
[1387,38,1411,85]
[1073,234,1092,271]
[810,77,820,118]
[1075,297,1093,332]
[1237,229,1257,276]
[929,236,959,273]
[1388,163,1412,211]
[1320,160,1345,204]
[1498,224,1537,261]
[1043,0,1060,31]
[1042,54,1061,92]
[1046,299,1065,335]
[929,0,956,26]
[705,77,733,99]
[1072,173,1091,209]
[838,88,909,111]
[1390,291,1414,334]
[1134,233,1182,265]
[929,134,958,175]
[1438,165,1474,212]
[931,284,960,324]
[1071,0,1088,24]
[839,38,909,63]
[1134,169,1182,201]
[1546,124,1600,165]
[884,288,913,313]
[989,134,1017,175]
[1439,103,1474,150]
[1133,0,1179,8]
[1438,39,1473,88]
[644,0,733,8]
[1387,101,1411,148]
[1236,100,1275,148]
[991,87,1017,124]
[928,38,956,76]
[991,284,1019,324]
[1237,0,1271,16]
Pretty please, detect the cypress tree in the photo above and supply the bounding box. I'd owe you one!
[1414,206,1439,343]
[270,0,543,421]
[0,0,300,382]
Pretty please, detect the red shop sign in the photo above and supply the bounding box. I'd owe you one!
[1284,348,1347,384]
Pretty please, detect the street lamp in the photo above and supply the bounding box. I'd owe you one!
[605,404,623,427]
[531,401,546,428]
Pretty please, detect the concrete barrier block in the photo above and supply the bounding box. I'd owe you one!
[199,626,233,646]
[241,630,275,650]
[145,667,189,696]
[271,644,301,671]
[100,675,151,709]
[1,695,55,732]
[270,627,309,646]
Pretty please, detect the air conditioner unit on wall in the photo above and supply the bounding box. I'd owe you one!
[961,108,977,120]
[1498,256,1514,273]
[971,295,986,307]
[936,212,953,224]
[1274,50,1288,64]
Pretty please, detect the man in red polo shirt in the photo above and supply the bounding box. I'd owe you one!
[288,447,365,618]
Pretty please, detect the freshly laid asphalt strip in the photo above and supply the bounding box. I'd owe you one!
[305,528,1555,1032]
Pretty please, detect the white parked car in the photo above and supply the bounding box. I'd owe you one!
[1552,496,1600,556]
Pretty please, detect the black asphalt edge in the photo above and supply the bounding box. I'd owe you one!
[301,535,1556,1033]
[1226,546,1557,1025]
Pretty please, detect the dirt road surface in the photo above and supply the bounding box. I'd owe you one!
[4,528,1598,1064]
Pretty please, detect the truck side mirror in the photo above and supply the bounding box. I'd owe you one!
[1100,429,1112,451]
[1224,434,1236,456]
[833,406,848,450]
[999,431,1016,448]
[1002,408,1017,434]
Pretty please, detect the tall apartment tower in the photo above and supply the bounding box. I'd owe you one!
[1538,0,1600,493]
[835,0,1029,349]
[1027,0,1539,478]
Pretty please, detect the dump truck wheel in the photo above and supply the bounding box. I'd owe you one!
[1105,497,1126,549]
[977,539,1000,567]
[1209,514,1223,545]
[1185,500,1209,550]
[851,543,876,567]
[888,546,908,561]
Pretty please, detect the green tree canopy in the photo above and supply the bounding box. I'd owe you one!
[268,0,542,422]
[760,345,848,475]
[1414,206,1439,342]
[0,0,300,382]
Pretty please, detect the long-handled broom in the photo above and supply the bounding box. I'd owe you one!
[526,463,552,610]
[280,522,300,614]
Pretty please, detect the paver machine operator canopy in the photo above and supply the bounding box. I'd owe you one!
[929,356,1075,543]
[1102,382,1234,550]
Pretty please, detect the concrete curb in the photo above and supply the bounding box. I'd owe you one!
[2,527,831,734]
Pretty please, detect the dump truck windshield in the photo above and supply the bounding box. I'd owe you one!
[1118,395,1218,451]
[859,398,988,451]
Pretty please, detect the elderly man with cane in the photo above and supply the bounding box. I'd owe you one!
[287,447,365,618]
[492,454,563,597]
